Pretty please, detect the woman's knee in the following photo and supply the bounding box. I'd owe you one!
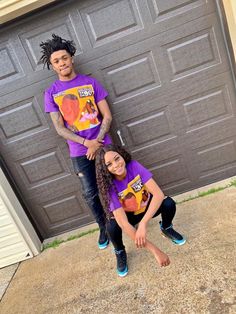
[162,196,176,211]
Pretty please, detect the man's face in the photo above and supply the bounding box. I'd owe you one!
[50,50,75,80]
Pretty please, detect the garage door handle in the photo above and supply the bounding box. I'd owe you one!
[117,130,125,146]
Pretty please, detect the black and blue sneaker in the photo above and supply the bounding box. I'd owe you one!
[159,221,186,245]
[115,249,128,277]
[98,227,109,250]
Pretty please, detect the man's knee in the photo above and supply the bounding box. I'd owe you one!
[106,218,121,234]
[83,187,98,201]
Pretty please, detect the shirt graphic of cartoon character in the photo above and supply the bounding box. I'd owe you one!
[109,160,153,215]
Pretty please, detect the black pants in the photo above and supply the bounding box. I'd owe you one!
[71,156,106,228]
[106,196,176,251]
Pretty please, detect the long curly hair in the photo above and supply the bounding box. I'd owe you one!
[95,144,132,217]
[39,34,76,69]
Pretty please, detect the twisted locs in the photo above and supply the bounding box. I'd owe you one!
[39,34,76,69]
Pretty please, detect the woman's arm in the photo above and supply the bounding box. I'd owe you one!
[141,178,164,224]
[135,178,164,248]
[113,207,170,267]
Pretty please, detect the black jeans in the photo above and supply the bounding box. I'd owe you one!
[71,156,106,228]
[106,196,176,251]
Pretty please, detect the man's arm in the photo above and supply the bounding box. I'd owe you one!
[50,111,84,144]
[96,99,112,142]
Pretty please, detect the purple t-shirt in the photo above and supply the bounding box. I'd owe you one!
[44,74,112,157]
[109,160,153,215]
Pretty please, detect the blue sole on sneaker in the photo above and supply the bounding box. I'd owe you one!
[98,239,109,250]
[161,232,186,246]
[117,266,128,277]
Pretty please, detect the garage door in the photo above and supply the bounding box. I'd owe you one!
[1,0,236,239]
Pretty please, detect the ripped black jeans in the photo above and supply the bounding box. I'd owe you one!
[71,156,106,228]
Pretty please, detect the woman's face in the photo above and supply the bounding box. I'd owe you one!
[104,151,127,180]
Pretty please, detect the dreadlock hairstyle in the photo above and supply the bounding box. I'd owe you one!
[95,144,132,217]
[39,34,76,69]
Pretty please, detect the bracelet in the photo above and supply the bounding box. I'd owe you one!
[82,138,86,145]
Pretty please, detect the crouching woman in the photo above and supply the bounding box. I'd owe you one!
[95,144,186,277]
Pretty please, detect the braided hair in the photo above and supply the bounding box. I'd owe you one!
[39,34,76,69]
[95,144,132,217]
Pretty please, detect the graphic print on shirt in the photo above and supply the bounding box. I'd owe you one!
[53,85,100,131]
[118,175,151,215]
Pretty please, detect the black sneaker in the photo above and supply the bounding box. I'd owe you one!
[159,222,186,245]
[98,227,109,250]
[115,249,128,277]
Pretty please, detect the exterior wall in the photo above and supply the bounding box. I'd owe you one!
[0,168,41,268]
[0,0,56,24]
[223,0,236,59]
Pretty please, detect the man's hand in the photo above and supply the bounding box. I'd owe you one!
[85,139,103,160]
[135,222,147,248]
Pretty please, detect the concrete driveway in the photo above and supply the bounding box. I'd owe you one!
[0,187,235,314]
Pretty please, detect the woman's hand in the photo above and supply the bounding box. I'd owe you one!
[85,139,103,160]
[135,221,147,248]
[153,248,170,267]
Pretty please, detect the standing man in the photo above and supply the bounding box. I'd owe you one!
[40,34,112,249]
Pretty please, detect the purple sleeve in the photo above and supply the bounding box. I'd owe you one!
[109,188,122,212]
[132,160,152,183]
[92,78,108,104]
[44,89,59,113]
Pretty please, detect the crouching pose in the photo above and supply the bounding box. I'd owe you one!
[95,144,186,277]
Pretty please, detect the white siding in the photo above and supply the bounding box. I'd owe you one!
[0,196,33,268]
[0,168,41,268]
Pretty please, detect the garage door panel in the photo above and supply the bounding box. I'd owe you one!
[30,191,92,238]
[113,101,174,149]
[171,78,235,134]
[13,167,79,203]
[164,29,218,81]
[14,147,71,190]
[0,96,48,145]
[149,156,191,191]
[196,139,236,176]
[159,14,229,85]
[0,40,25,87]
[130,138,192,193]
[146,0,210,24]
[79,0,143,48]
[183,115,236,149]
[102,51,161,103]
